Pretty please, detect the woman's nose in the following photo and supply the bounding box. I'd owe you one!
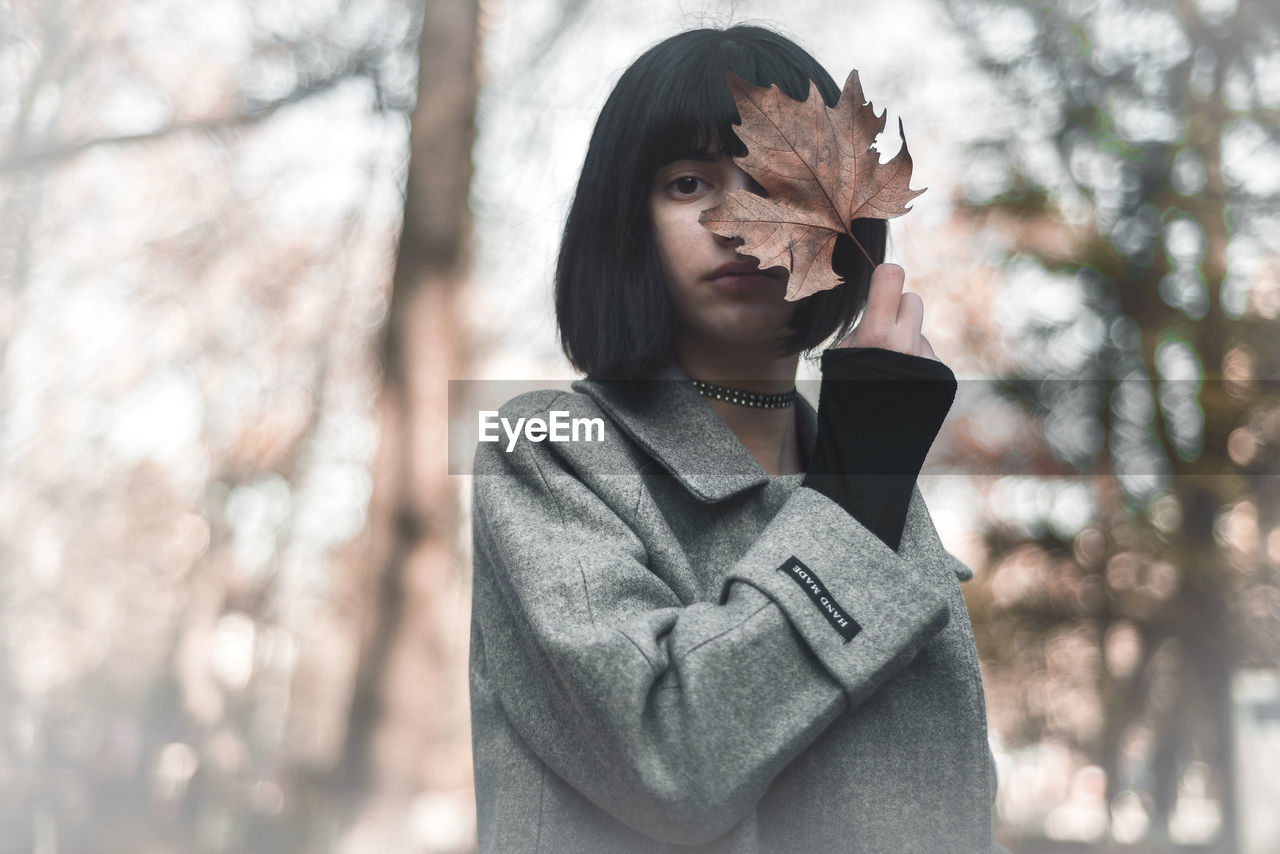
[729,164,767,197]
[714,230,743,247]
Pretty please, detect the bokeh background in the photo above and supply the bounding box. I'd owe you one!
[2,0,1279,851]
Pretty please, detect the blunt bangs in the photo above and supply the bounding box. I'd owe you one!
[633,32,843,177]
[556,25,887,379]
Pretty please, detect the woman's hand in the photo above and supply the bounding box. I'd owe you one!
[834,263,937,361]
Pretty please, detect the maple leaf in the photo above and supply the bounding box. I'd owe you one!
[699,70,925,301]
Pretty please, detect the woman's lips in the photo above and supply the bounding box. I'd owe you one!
[709,272,784,290]
[707,261,786,290]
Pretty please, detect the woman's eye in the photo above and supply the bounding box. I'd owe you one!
[671,176,705,196]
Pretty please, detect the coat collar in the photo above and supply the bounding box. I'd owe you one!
[571,362,818,504]
[570,364,972,580]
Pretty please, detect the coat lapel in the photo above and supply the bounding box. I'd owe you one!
[571,363,817,504]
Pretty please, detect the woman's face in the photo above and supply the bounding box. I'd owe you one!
[649,153,796,351]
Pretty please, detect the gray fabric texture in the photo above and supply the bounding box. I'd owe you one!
[469,368,1001,853]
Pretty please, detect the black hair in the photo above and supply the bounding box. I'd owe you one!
[555,25,887,379]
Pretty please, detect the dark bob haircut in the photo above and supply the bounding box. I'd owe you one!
[555,25,887,379]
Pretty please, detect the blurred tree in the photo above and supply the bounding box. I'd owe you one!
[1,0,419,851]
[941,0,1280,848]
[344,1,606,848]
[340,0,481,848]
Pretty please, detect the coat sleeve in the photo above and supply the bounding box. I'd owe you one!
[470,401,951,845]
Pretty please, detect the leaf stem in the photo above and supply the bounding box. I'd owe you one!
[847,227,876,268]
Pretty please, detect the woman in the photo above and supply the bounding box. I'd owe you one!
[469,24,1002,853]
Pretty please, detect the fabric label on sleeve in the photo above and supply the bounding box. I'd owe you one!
[777,556,861,642]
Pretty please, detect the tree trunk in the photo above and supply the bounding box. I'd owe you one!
[342,0,480,848]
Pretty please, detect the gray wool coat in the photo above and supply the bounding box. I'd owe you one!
[469,366,1002,853]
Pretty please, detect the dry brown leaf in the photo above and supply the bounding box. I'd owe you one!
[699,70,925,301]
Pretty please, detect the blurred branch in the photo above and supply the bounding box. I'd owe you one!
[0,53,378,173]
[510,0,593,84]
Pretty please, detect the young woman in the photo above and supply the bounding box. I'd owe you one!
[469,25,1003,853]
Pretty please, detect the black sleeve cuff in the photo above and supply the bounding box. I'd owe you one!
[801,348,957,550]
[819,346,958,383]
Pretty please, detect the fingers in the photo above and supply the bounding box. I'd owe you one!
[862,263,906,332]
[897,291,923,333]
[919,335,937,361]
[835,264,939,360]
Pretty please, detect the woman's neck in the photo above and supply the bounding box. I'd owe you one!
[676,338,803,476]
[676,337,797,391]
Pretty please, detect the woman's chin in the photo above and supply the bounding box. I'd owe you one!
[691,320,792,349]
[720,314,795,343]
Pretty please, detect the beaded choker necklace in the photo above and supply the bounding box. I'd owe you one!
[689,379,797,409]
